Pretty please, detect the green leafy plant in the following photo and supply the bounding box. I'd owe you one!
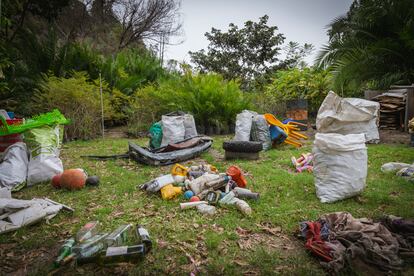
[263,68,332,114]
[128,71,251,135]
[33,72,113,140]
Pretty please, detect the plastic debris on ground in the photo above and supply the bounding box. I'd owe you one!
[52,222,152,269]
[0,187,73,234]
[299,212,414,274]
[291,153,313,173]
[381,162,414,182]
[139,162,258,216]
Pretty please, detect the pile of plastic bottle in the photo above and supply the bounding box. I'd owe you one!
[139,163,260,216]
[291,153,313,173]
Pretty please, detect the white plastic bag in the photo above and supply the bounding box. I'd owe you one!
[183,114,198,139]
[234,110,257,141]
[0,142,28,189]
[161,115,185,147]
[250,115,271,150]
[313,133,367,203]
[316,91,380,143]
[26,125,63,186]
[381,162,413,172]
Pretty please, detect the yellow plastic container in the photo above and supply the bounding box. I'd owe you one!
[160,184,183,200]
[171,163,188,176]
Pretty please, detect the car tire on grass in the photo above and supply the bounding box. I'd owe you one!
[222,141,263,153]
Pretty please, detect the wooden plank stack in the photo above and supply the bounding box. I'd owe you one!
[372,91,406,130]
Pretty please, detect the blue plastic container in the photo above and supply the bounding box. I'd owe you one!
[7,112,14,119]
[269,125,287,144]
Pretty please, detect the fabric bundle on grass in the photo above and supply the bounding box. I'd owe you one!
[300,212,414,273]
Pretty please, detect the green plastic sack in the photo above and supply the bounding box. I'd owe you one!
[149,122,163,149]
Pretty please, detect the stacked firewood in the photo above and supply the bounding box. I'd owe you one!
[372,91,406,130]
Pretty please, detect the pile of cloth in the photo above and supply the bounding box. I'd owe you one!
[300,212,414,273]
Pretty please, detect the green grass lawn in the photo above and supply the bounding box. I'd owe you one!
[0,136,413,275]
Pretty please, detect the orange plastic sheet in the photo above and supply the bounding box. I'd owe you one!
[264,113,308,148]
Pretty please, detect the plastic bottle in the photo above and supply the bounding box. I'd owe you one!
[141,174,175,192]
[188,173,221,194]
[219,191,237,205]
[234,199,252,216]
[54,238,75,267]
[76,221,100,243]
[196,203,216,215]
[233,187,260,200]
[105,224,132,247]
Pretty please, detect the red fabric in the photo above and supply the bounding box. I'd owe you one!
[304,222,333,262]
[0,119,23,152]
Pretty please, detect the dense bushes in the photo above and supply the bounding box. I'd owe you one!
[263,68,332,114]
[128,72,251,136]
[34,73,114,140]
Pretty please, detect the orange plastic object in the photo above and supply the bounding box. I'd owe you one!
[226,166,247,188]
[264,113,308,148]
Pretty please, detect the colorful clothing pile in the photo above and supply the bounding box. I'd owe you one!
[300,212,414,273]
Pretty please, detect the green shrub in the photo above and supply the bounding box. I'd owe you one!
[128,71,251,135]
[264,68,332,114]
[34,73,113,140]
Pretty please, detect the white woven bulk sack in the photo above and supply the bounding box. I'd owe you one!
[313,133,367,203]
[234,110,257,141]
[161,115,185,147]
[316,91,380,143]
[183,114,198,139]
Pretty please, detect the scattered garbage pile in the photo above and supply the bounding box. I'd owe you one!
[0,187,73,234]
[0,110,70,191]
[300,212,414,273]
[316,91,380,143]
[291,153,313,173]
[223,110,308,160]
[139,163,258,216]
[53,222,151,268]
[381,162,414,182]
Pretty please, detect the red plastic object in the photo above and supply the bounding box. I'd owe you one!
[189,196,200,202]
[0,119,23,152]
[226,166,247,188]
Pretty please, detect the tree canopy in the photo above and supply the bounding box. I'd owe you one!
[316,0,414,93]
[189,15,312,90]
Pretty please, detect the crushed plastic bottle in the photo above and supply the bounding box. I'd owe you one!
[188,173,221,194]
[234,199,252,216]
[140,174,175,192]
[233,187,260,200]
[196,203,216,215]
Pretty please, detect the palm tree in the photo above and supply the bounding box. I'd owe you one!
[316,0,414,95]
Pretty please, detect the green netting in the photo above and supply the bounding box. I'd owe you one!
[0,109,70,136]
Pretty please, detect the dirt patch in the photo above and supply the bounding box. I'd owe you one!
[379,129,411,144]
[235,224,300,253]
[104,126,128,138]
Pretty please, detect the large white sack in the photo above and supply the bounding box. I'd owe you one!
[26,125,63,186]
[250,114,271,150]
[161,115,185,146]
[316,91,380,143]
[0,142,28,189]
[313,133,367,203]
[183,114,198,139]
[234,110,257,141]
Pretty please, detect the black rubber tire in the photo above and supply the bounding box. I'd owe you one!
[222,141,263,153]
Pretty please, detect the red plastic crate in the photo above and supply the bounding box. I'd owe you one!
[0,119,24,152]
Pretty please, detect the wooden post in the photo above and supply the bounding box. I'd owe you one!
[99,72,104,138]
